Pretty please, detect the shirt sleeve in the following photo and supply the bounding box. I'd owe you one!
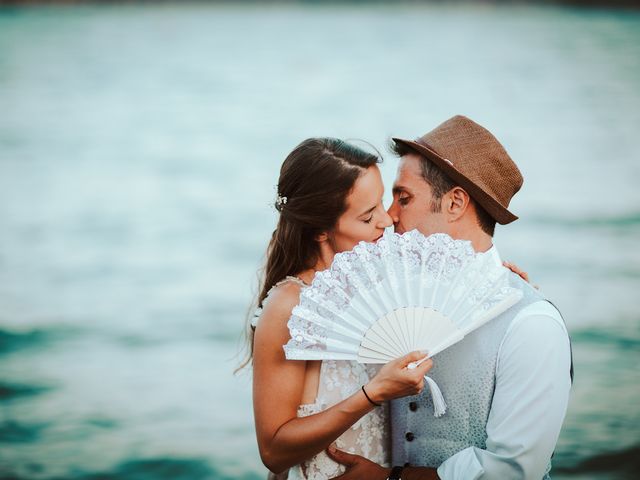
[437,301,572,480]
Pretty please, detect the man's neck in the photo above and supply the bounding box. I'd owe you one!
[445,211,494,252]
[472,235,493,253]
[449,228,493,253]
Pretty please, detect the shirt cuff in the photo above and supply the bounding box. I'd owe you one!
[437,447,484,480]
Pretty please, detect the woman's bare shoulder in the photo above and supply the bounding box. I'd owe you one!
[257,281,303,331]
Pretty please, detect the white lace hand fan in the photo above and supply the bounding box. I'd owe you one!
[284,231,522,416]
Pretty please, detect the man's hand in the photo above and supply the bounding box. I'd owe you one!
[327,446,390,480]
[364,350,434,403]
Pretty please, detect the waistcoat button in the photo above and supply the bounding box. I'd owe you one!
[405,432,415,442]
[409,401,418,411]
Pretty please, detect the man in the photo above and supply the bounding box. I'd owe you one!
[327,115,572,479]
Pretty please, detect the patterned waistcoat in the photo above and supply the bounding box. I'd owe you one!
[390,274,551,467]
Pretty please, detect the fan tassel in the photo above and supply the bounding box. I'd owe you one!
[424,376,446,417]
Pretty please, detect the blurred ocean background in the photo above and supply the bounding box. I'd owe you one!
[0,2,639,479]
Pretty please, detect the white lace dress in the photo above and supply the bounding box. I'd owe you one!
[254,277,390,480]
[289,359,390,480]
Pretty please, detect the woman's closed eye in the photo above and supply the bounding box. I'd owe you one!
[363,215,374,224]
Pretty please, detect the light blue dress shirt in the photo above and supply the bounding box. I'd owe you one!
[436,247,572,479]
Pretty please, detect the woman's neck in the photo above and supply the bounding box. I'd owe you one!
[296,241,336,284]
[315,241,336,272]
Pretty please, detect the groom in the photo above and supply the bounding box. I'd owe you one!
[328,115,572,479]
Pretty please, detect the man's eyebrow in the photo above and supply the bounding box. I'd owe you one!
[392,186,408,195]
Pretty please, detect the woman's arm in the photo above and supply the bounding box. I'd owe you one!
[253,282,432,474]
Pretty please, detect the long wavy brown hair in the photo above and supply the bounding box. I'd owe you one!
[238,138,380,370]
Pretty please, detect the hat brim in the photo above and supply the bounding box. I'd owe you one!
[392,137,518,225]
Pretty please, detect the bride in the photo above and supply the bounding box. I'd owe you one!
[246,138,434,480]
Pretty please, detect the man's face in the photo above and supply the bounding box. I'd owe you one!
[387,154,451,236]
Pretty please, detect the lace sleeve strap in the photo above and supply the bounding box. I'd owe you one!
[279,275,309,289]
[252,276,309,327]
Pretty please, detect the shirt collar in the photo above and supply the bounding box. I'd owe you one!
[481,243,502,266]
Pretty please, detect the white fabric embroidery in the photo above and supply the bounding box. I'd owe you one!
[289,360,390,480]
[284,232,520,361]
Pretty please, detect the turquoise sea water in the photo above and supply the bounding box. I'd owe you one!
[0,3,639,479]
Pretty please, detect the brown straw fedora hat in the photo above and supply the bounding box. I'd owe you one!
[392,115,523,225]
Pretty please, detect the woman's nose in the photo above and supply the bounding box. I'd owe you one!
[378,209,393,229]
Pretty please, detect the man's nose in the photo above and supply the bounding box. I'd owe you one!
[387,203,399,224]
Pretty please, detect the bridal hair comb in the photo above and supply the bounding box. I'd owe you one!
[275,193,288,211]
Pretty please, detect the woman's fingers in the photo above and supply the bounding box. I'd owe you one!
[367,350,436,401]
[504,260,541,289]
[404,353,433,394]
[416,357,434,377]
[504,260,530,282]
[401,350,426,366]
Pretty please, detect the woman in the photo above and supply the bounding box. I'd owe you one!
[248,138,433,479]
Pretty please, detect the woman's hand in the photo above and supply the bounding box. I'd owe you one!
[364,351,434,403]
[503,261,539,289]
[503,260,529,282]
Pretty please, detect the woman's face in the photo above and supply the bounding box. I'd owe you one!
[328,165,392,253]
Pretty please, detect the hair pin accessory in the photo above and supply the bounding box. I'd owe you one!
[275,193,288,210]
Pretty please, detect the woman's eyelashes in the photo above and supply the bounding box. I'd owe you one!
[363,202,384,224]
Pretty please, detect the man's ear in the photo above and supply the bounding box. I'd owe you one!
[446,187,471,221]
